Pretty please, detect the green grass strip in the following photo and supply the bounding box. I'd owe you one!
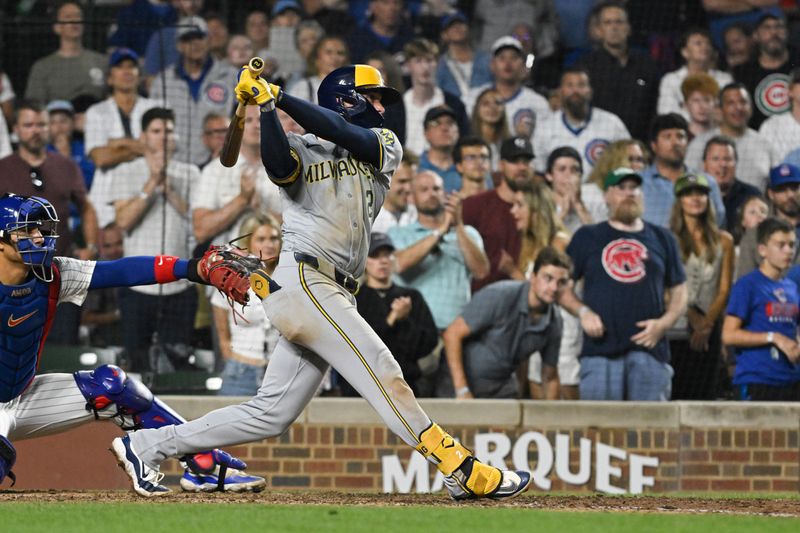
[0,503,796,533]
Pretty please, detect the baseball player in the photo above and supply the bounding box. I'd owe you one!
[112,64,532,500]
[0,193,264,494]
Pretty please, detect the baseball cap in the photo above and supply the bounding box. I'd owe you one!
[491,36,523,56]
[674,173,711,196]
[755,10,785,29]
[424,105,457,127]
[368,232,395,257]
[109,47,139,67]
[46,100,74,116]
[500,136,534,161]
[441,11,468,30]
[604,167,643,190]
[176,16,208,41]
[272,0,302,17]
[769,163,800,188]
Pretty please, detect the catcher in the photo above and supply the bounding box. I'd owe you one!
[0,192,266,494]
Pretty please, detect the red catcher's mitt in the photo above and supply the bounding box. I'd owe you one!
[198,244,267,306]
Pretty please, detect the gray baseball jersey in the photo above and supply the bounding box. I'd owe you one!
[278,128,403,277]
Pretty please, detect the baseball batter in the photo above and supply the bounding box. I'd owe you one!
[113,64,532,500]
[0,193,263,494]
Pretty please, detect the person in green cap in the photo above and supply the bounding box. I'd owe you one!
[558,167,688,401]
[668,172,735,400]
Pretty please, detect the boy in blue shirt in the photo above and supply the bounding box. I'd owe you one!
[723,217,800,401]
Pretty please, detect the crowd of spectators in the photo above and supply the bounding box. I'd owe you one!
[2,0,800,401]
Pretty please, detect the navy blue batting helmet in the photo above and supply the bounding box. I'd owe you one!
[0,193,59,281]
[317,65,400,129]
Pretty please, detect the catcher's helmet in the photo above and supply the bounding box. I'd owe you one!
[0,193,59,281]
[317,64,400,129]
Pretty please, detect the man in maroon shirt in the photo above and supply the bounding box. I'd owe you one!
[0,101,98,259]
[462,136,534,292]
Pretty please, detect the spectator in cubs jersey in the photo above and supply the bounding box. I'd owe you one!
[465,36,551,142]
[723,217,800,401]
[532,67,629,182]
[759,67,800,162]
[559,167,687,401]
[732,12,798,129]
[149,17,237,167]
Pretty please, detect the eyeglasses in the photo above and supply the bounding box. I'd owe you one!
[30,167,44,191]
[204,128,228,136]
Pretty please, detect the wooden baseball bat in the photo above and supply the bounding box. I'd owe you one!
[220,56,265,168]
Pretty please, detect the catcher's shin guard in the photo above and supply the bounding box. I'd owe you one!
[415,423,502,497]
[74,365,186,430]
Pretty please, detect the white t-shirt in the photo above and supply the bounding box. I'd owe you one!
[107,158,197,295]
[0,73,15,104]
[402,87,446,157]
[190,157,283,245]
[0,112,10,160]
[210,288,277,364]
[759,111,800,162]
[372,204,418,234]
[533,108,630,181]
[85,96,160,227]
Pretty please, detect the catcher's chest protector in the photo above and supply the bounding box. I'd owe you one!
[0,269,60,403]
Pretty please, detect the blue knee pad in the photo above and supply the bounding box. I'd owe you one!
[73,364,186,430]
[0,435,16,486]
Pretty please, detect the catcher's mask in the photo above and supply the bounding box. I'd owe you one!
[317,64,400,129]
[0,193,60,281]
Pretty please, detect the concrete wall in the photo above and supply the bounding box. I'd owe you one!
[11,398,800,493]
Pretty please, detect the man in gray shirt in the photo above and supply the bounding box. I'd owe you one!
[25,2,107,103]
[442,246,571,399]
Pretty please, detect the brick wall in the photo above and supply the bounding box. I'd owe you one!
[13,399,800,493]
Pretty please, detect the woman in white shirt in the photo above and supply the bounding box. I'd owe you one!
[214,214,282,396]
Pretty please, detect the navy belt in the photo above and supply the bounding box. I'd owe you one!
[294,252,359,293]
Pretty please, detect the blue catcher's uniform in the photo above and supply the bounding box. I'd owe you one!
[0,193,264,494]
[0,266,59,403]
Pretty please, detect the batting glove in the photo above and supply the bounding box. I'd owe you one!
[235,67,274,107]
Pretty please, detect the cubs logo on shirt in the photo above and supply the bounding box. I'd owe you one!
[602,238,648,283]
[755,73,790,117]
[512,108,536,138]
[206,83,228,105]
[584,139,610,167]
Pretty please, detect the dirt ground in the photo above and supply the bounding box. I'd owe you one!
[0,491,798,517]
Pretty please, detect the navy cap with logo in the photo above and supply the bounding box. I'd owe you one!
[368,232,395,257]
[272,0,303,17]
[441,11,468,30]
[769,163,800,188]
[500,136,534,161]
[424,105,457,127]
[110,47,139,68]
